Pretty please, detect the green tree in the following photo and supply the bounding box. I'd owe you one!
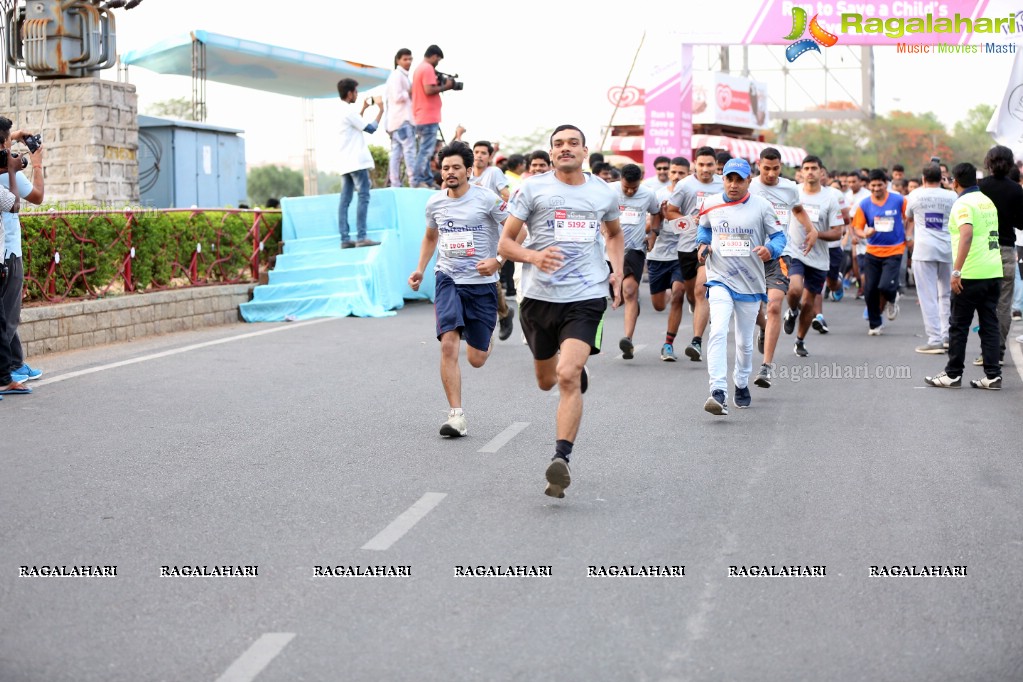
[784,120,871,170]
[498,127,551,155]
[146,97,200,121]
[948,104,996,167]
[866,110,952,171]
[247,165,304,206]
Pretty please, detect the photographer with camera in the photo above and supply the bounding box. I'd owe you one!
[0,122,31,396]
[0,117,44,389]
[336,79,383,249]
[411,44,458,189]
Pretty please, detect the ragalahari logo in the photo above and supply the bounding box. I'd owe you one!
[784,7,839,62]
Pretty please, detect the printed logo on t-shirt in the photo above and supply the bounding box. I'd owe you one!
[923,212,945,231]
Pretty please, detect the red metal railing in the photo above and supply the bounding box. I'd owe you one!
[20,208,282,304]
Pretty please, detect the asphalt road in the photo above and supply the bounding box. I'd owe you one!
[2,288,1021,682]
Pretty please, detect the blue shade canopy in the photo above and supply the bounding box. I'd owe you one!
[121,30,389,98]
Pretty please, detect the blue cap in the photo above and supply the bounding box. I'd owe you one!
[722,158,752,179]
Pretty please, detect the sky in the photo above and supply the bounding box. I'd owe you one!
[105,0,1019,174]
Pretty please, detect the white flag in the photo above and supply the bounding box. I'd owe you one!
[987,48,1023,158]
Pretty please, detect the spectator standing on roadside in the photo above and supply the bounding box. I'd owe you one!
[0,116,44,386]
[385,48,417,188]
[411,45,456,189]
[336,79,383,249]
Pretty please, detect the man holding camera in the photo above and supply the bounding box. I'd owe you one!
[411,45,457,189]
[336,79,383,249]
[0,116,44,389]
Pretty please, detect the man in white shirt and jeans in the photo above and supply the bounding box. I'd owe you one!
[337,78,383,248]
[385,48,417,189]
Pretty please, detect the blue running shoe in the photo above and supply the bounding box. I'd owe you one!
[832,286,844,302]
[13,363,42,381]
[733,385,752,408]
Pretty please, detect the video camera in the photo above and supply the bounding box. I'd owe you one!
[435,70,464,91]
[0,150,28,170]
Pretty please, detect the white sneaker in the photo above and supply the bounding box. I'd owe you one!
[868,327,883,336]
[885,294,900,321]
[440,412,467,437]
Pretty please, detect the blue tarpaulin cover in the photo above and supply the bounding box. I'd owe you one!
[239,188,436,322]
[122,30,388,98]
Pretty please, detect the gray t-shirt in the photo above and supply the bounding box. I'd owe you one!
[826,186,848,249]
[699,193,782,299]
[649,185,680,261]
[425,184,508,284]
[510,172,621,302]
[612,181,661,251]
[905,186,956,262]
[749,176,799,229]
[668,175,724,252]
[469,166,508,197]
[786,186,842,271]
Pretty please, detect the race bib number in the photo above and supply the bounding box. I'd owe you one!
[874,216,895,233]
[804,204,820,225]
[554,210,599,242]
[717,234,751,257]
[440,231,475,257]
[620,207,643,224]
[774,207,790,225]
[923,212,945,231]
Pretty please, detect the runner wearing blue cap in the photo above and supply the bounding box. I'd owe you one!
[696,158,786,415]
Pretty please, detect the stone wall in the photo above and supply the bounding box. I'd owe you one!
[20,285,253,357]
[0,78,138,204]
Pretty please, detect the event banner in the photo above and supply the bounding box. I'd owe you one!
[670,0,1014,46]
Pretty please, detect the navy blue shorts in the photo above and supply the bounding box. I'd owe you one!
[788,259,827,295]
[434,271,498,352]
[827,247,843,281]
[647,258,683,295]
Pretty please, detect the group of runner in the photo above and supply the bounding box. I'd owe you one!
[407,125,1011,499]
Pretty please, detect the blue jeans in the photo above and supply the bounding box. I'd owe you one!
[413,122,439,186]
[338,168,371,242]
[388,122,417,187]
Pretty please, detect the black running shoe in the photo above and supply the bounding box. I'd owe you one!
[783,308,798,335]
[545,456,571,498]
[733,385,752,408]
[498,308,515,341]
[619,336,634,360]
[794,340,809,357]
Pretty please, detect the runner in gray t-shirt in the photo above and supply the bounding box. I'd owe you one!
[748,148,816,388]
[648,157,692,361]
[611,165,661,359]
[409,143,507,439]
[783,156,845,358]
[498,124,624,500]
[469,140,510,201]
[666,146,722,362]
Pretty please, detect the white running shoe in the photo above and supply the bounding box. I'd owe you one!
[440,412,467,437]
[885,294,900,321]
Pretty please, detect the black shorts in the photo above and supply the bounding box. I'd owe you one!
[827,247,843,280]
[520,297,607,361]
[677,250,699,281]
[622,249,646,281]
[788,259,827,295]
[765,255,790,293]
[647,258,683,295]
